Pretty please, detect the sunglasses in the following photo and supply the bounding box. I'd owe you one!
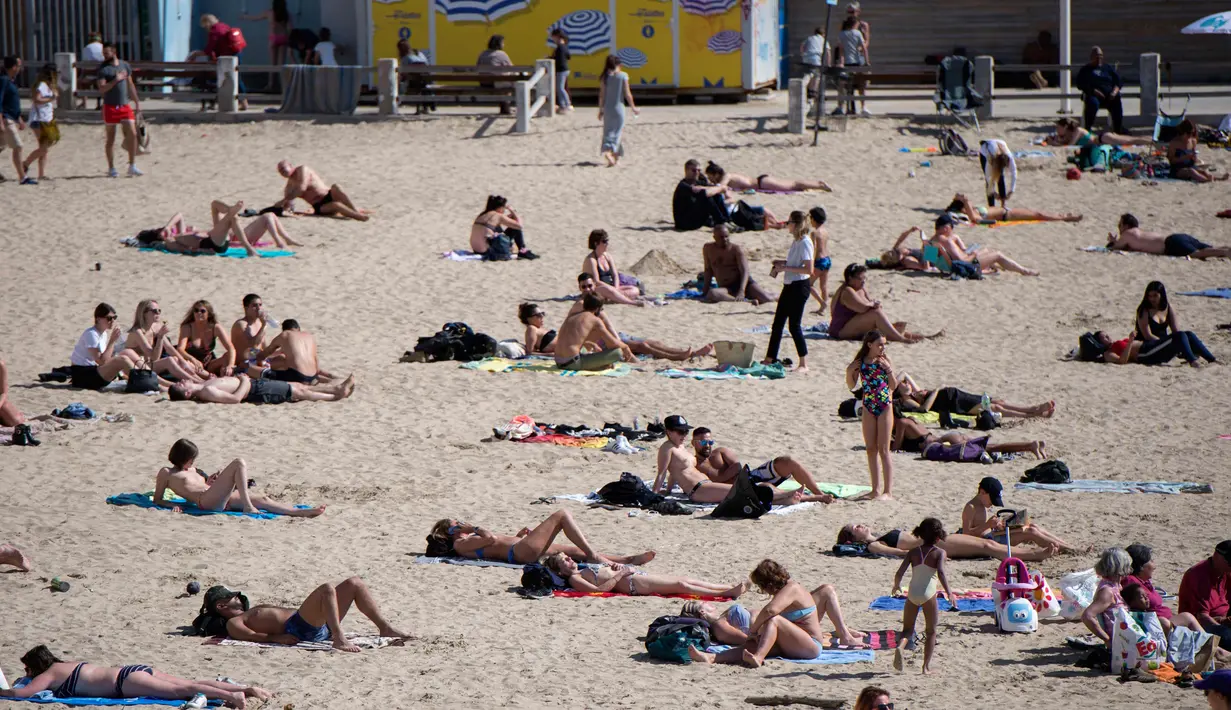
[531,312,545,318]
[875,705,893,710]
[145,308,161,314]
[104,314,117,321]
[194,308,208,314]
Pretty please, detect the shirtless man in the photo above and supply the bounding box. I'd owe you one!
[653,415,824,505]
[690,427,834,502]
[1107,213,1231,259]
[231,293,274,374]
[255,319,333,384]
[153,438,325,517]
[554,294,636,371]
[700,225,777,304]
[961,476,1076,553]
[276,159,370,221]
[203,577,412,653]
[930,215,1039,275]
[168,372,354,404]
[572,274,713,361]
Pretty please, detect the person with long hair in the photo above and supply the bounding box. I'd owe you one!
[891,518,956,674]
[542,552,747,598]
[830,263,943,342]
[518,303,556,354]
[597,55,638,167]
[21,63,59,181]
[425,511,654,566]
[1046,116,1151,149]
[123,299,207,383]
[69,303,140,390]
[945,192,1082,224]
[836,523,1059,561]
[177,300,237,377]
[1135,280,1179,343]
[0,644,268,705]
[582,229,646,305]
[761,210,815,372]
[702,160,832,194]
[132,201,263,256]
[854,687,893,710]
[470,194,536,259]
[1169,119,1228,183]
[846,331,896,500]
[242,0,293,67]
[977,139,1016,208]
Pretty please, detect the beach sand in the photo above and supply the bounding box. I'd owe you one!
[1,100,1228,709]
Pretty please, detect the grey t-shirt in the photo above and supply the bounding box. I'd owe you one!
[99,61,131,106]
[839,30,865,66]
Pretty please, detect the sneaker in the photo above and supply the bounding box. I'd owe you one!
[860,108,873,117]
[19,177,37,185]
[107,168,119,178]
[180,694,208,710]
[603,435,639,455]
[128,165,144,177]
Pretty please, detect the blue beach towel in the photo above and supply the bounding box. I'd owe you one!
[702,644,874,665]
[411,555,522,569]
[106,492,313,519]
[657,363,787,380]
[869,596,996,612]
[741,323,830,339]
[1,679,221,706]
[137,246,295,259]
[1180,288,1231,299]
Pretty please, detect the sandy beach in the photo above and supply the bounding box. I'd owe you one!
[1,98,1229,709]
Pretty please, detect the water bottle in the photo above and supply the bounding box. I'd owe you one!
[264,312,280,330]
[981,392,992,412]
[633,416,640,431]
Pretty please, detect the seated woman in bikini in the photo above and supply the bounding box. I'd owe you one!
[890,416,1048,460]
[425,510,654,566]
[518,302,556,354]
[894,374,1055,420]
[469,195,537,259]
[1045,117,1153,149]
[703,160,832,193]
[123,299,208,383]
[210,199,302,249]
[542,552,747,598]
[945,193,1082,224]
[0,644,269,707]
[581,229,647,306]
[1168,119,1228,183]
[681,586,866,651]
[177,300,238,377]
[829,263,944,343]
[837,523,1058,561]
[133,201,263,256]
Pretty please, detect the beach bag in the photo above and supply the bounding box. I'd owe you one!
[483,233,515,261]
[1057,568,1099,620]
[1111,606,1164,673]
[922,437,988,463]
[939,127,969,156]
[949,259,983,280]
[125,368,159,393]
[1021,460,1070,484]
[731,201,766,231]
[219,27,247,56]
[1077,331,1106,362]
[598,472,663,508]
[136,113,150,154]
[712,466,772,519]
[519,564,560,598]
[645,616,712,663]
[1029,571,1061,618]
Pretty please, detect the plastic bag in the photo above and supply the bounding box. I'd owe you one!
[1030,570,1061,618]
[1167,623,1214,670]
[1110,606,1164,673]
[1057,568,1099,620]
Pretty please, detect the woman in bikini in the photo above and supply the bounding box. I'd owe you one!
[581,229,645,305]
[846,331,896,500]
[894,375,1056,420]
[210,200,301,250]
[425,510,654,566]
[134,201,268,256]
[682,582,866,652]
[469,195,537,259]
[177,300,237,377]
[806,207,832,314]
[704,161,832,193]
[890,417,1048,460]
[242,0,293,67]
[829,264,943,343]
[1169,119,1228,183]
[1047,117,1153,149]
[543,552,747,598]
[124,300,208,383]
[945,193,1082,224]
[0,644,269,706]
[836,523,1059,561]
[877,226,930,271]
[891,518,956,675]
[518,303,556,354]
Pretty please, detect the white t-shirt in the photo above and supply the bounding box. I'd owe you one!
[70,327,111,367]
[315,42,338,66]
[784,237,816,284]
[801,35,829,67]
[29,82,54,124]
[82,42,104,62]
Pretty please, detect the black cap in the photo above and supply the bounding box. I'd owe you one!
[664,415,691,433]
[1216,540,1231,564]
[935,212,957,229]
[202,585,248,613]
[979,476,1004,506]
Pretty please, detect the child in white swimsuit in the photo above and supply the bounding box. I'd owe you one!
[890,517,956,675]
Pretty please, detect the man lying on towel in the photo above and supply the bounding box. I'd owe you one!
[653,415,831,504]
[196,577,412,653]
[168,372,354,405]
[690,426,833,503]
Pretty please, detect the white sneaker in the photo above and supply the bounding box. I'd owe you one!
[180,694,208,709]
[128,165,144,177]
[860,108,873,117]
[603,434,639,455]
[107,168,118,178]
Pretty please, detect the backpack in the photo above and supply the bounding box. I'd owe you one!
[412,322,497,362]
[483,233,515,261]
[949,259,983,280]
[730,200,766,232]
[1021,459,1071,484]
[974,410,999,431]
[597,472,664,508]
[939,127,969,156]
[219,27,247,56]
[712,466,773,519]
[645,616,712,663]
[923,436,989,463]
[519,563,562,598]
[1077,331,1106,362]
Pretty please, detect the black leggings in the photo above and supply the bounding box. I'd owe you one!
[765,280,810,361]
[505,228,527,251]
[1135,331,1216,365]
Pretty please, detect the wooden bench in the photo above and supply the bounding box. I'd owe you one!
[61,58,220,110]
[396,64,535,106]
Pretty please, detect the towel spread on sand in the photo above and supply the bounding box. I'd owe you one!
[701,644,876,665]
[202,635,398,651]
[1180,288,1231,299]
[663,288,705,300]
[1014,480,1212,495]
[657,363,786,380]
[411,555,522,569]
[553,590,732,601]
[106,492,315,518]
[121,238,294,259]
[741,323,830,339]
[441,250,486,261]
[901,411,975,426]
[823,629,903,651]
[1013,150,1055,159]
[0,680,223,706]
[870,592,996,612]
[1081,246,1181,258]
[519,434,610,448]
[981,220,1046,229]
[461,358,633,377]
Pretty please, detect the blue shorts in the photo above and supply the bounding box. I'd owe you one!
[284,612,331,642]
[984,530,1010,546]
[814,256,832,272]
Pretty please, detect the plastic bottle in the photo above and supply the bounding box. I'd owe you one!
[263,312,280,330]
[633,416,640,431]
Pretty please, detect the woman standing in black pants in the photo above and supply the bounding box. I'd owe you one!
[762,211,816,373]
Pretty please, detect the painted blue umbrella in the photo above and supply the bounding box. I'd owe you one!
[679,0,738,17]
[436,0,531,23]
[547,10,613,56]
[1181,11,1231,34]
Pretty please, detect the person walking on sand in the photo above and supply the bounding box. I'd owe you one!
[892,518,956,675]
[0,55,31,184]
[846,331,896,500]
[806,207,832,314]
[598,55,638,167]
[762,211,815,372]
[21,63,60,181]
[98,42,141,177]
[153,439,325,517]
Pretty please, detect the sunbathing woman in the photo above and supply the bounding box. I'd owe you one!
[518,303,556,354]
[134,201,260,256]
[837,523,1059,561]
[681,586,866,649]
[581,229,646,305]
[469,195,537,259]
[704,160,832,193]
[426,510,654,566]
[211,200,302,249]
[1169,119,1228,183]
[177,300,238,377]
[877,226,929,271]
[543,552,747,598]
[0,644,269,708]
[929,216,1040,276]
[894,375,1055,419]
[829,263,943,342]
[1046,117,1153,149]
[946,193,1082,224]
[891,417,1048,460]
[124,300,207,383]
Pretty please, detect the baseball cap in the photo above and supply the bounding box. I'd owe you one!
[664,415,691,433]
[1194,668,1231,696]
[935,212,957,229]
[979,476,1004,506]
[203,585,248,613]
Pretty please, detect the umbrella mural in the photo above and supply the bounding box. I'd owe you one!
[707,29,743,55]
[435,0,531,23]
[679,0,738,17]
[615,47,649,69]
[546,10,613,56]
[1182,11,1231,34]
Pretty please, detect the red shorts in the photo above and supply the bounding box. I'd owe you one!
[103,104,134,125]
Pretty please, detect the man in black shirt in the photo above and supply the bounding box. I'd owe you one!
[1074,46,1125,133]
[672,159,729,231]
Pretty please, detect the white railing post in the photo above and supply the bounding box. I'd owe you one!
[787,77,805,134]
[535,58,555,118]
[217,56,238,113]
[55,52,76,112]
[975,55,994,120]
[515,80,531,133]
[378,58,398,116]
[1139,53,1160,126]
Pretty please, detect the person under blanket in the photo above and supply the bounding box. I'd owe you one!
[168,372,354,404]
[153,439,325,517]
[690,426,834,503]
[571,274,714,360]
[202,577,412,653]
[276,159,371,221]
[653,415,830,505]
[0,644,269,707]
[891,417,1047,459]
[425,510,655,566]
[542,552,747,598]
[960,477,1078,553]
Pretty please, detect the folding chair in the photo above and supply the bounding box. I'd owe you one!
[1153,94,1190,143]
[934,55,983,132]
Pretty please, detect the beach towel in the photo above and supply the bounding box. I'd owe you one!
[203,635,398,651]
[552,479,871,511]
[411,555,522,570]
[279,65,363,115]
[741,323,830,339]
[822,629,903,651]
[1013,150,1055,159]
[1014,480,1212,495]
[1180,288,1231,299]
[461,357,633,377]
[106,492,314,518]
[701,644,875,665]
[519,434,610,448]
[898,147,939,153]
[0,679,222,707]
[441,249,486,262]
[657,363,786,380]
[870,589,994,612]
[981,220,1046,229]
[137,245,294,259]
[663,288,705,301]
[1080,246,1177,258]
[553,590,732,601]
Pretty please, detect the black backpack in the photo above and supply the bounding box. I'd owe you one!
[519,563,564,598]
[939,127,969,156]
[598,472,664,508]
[126,369,160,394]
[1021,460,1071,485]
[1077,331,1107,362]
[645,615,712,662]
[412,322,497,362]
[712,466,773,519]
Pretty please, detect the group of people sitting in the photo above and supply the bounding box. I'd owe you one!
[672,159,830,232]
[1088,280,1217,368]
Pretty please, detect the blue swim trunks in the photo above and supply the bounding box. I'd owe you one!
[284,612,331,642]
[814,256,832,272]
[984,530,1010,546]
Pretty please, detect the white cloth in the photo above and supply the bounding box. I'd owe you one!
[82,42,104,62]
[801,35,829,66]
[783,236,815,284]
[29,82,53,123]
[315,41,338,66]
[979,139,1017,200]
[70,327,111,367]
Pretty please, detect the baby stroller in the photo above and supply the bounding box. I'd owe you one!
[990,509,1039,633]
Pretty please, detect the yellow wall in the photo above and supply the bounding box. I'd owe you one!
[677,3,742,89]
[371,0,431,63]
[612,2,674,87]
